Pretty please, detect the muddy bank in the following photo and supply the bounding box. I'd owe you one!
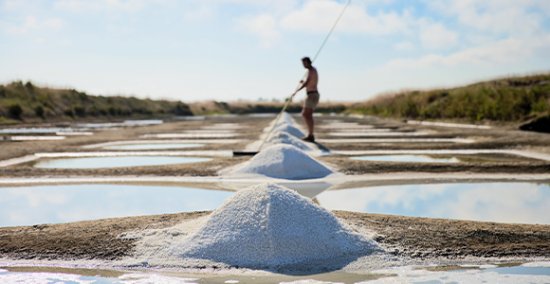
[0,156,249,177]
[1,211,549,262]
[323,156,550,175]
[0,212,210,260]
[336,211,550,259]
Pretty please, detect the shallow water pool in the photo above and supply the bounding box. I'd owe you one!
[0,184,233,227]
[102,143,204,150]
[34,156,211,169]
[317,182,550,224]
[351,154,459,163]
[1,263,549,283]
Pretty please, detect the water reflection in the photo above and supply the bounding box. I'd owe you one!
[34,156,211,169]
[317,183,550,224]
[102,143,203,150]
[0,184,233,227]
[351,155,459,163]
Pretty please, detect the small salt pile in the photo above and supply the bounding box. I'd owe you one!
[270,124,305,138]
[266,132,314,151]
[265,112,297,129]
[174,183,375,268]
[223,144,333,180]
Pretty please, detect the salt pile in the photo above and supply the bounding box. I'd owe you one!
[223,144,333,180]
[266,132,314,151]
[270,124,305,138]
[174,183,375,268]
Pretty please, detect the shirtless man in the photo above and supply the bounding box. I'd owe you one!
[293,57,319,143]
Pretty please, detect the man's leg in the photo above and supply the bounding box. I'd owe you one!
[302,107,314,138]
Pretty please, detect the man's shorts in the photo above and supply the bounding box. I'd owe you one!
[304,91,320,109]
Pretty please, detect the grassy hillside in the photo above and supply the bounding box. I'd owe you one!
[348,73,550,122]
[0,81,192,123]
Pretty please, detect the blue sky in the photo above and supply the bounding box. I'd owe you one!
[1,0,549,102]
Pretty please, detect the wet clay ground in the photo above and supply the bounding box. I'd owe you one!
[1,114,550,263]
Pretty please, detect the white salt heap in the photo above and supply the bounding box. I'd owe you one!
[174,183,376,268]
[270,124,305,138]
[266,132,314,151]
[223,144,333,180]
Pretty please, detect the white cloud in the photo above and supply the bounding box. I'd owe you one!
[182,2,216,22]
[238,13,281,48]
[4,15,64,35]
[281,0,413,35]
[393,41,415,51]
[53,0,170,13]
[236,0,416,48]
[419,22,458,50]
[428,0,545,36]
[386,35,550,69]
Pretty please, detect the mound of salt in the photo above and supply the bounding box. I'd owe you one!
[175,183,375,268]
[267,113,297,129]
[266,132,314,151]
[270,124,304,138]
[224,144,333,180]
[279,112,296,124]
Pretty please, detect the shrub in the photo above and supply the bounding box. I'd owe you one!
[8,104,23,119]
[74,106,86,117]
[34,106,45,118]
[172,102,192,116]
[64,109,74,117]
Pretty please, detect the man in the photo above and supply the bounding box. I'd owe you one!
[293,56,319,143]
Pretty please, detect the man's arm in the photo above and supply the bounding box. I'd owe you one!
[293,71,311,96]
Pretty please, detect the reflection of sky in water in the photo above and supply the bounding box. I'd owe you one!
[351,155,459,163]
[0,184,233,227]
[1,264,550,283]
[317,183,550,224]
[34,156,211,169]
[102,143,203,150]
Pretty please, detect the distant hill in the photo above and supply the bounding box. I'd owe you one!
[0,81,350,124]
[0,81,192,123]
[348,73,550,123]
[187,100,348,115]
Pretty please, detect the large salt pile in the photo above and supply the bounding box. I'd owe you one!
[174,183,375,268]
[222,144,333,180]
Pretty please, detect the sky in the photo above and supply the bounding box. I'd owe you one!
[1,0,550,103]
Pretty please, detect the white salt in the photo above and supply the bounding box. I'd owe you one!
[223,144,333,180]
[174,183,376,268]
[266,132,314,151]
[244,131,314,152]
[270,124,305,138]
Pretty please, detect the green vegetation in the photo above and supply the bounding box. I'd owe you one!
[188,100,348,116]
[0,81,192,122]
[348,73,550,122]
[0,81,349,124]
